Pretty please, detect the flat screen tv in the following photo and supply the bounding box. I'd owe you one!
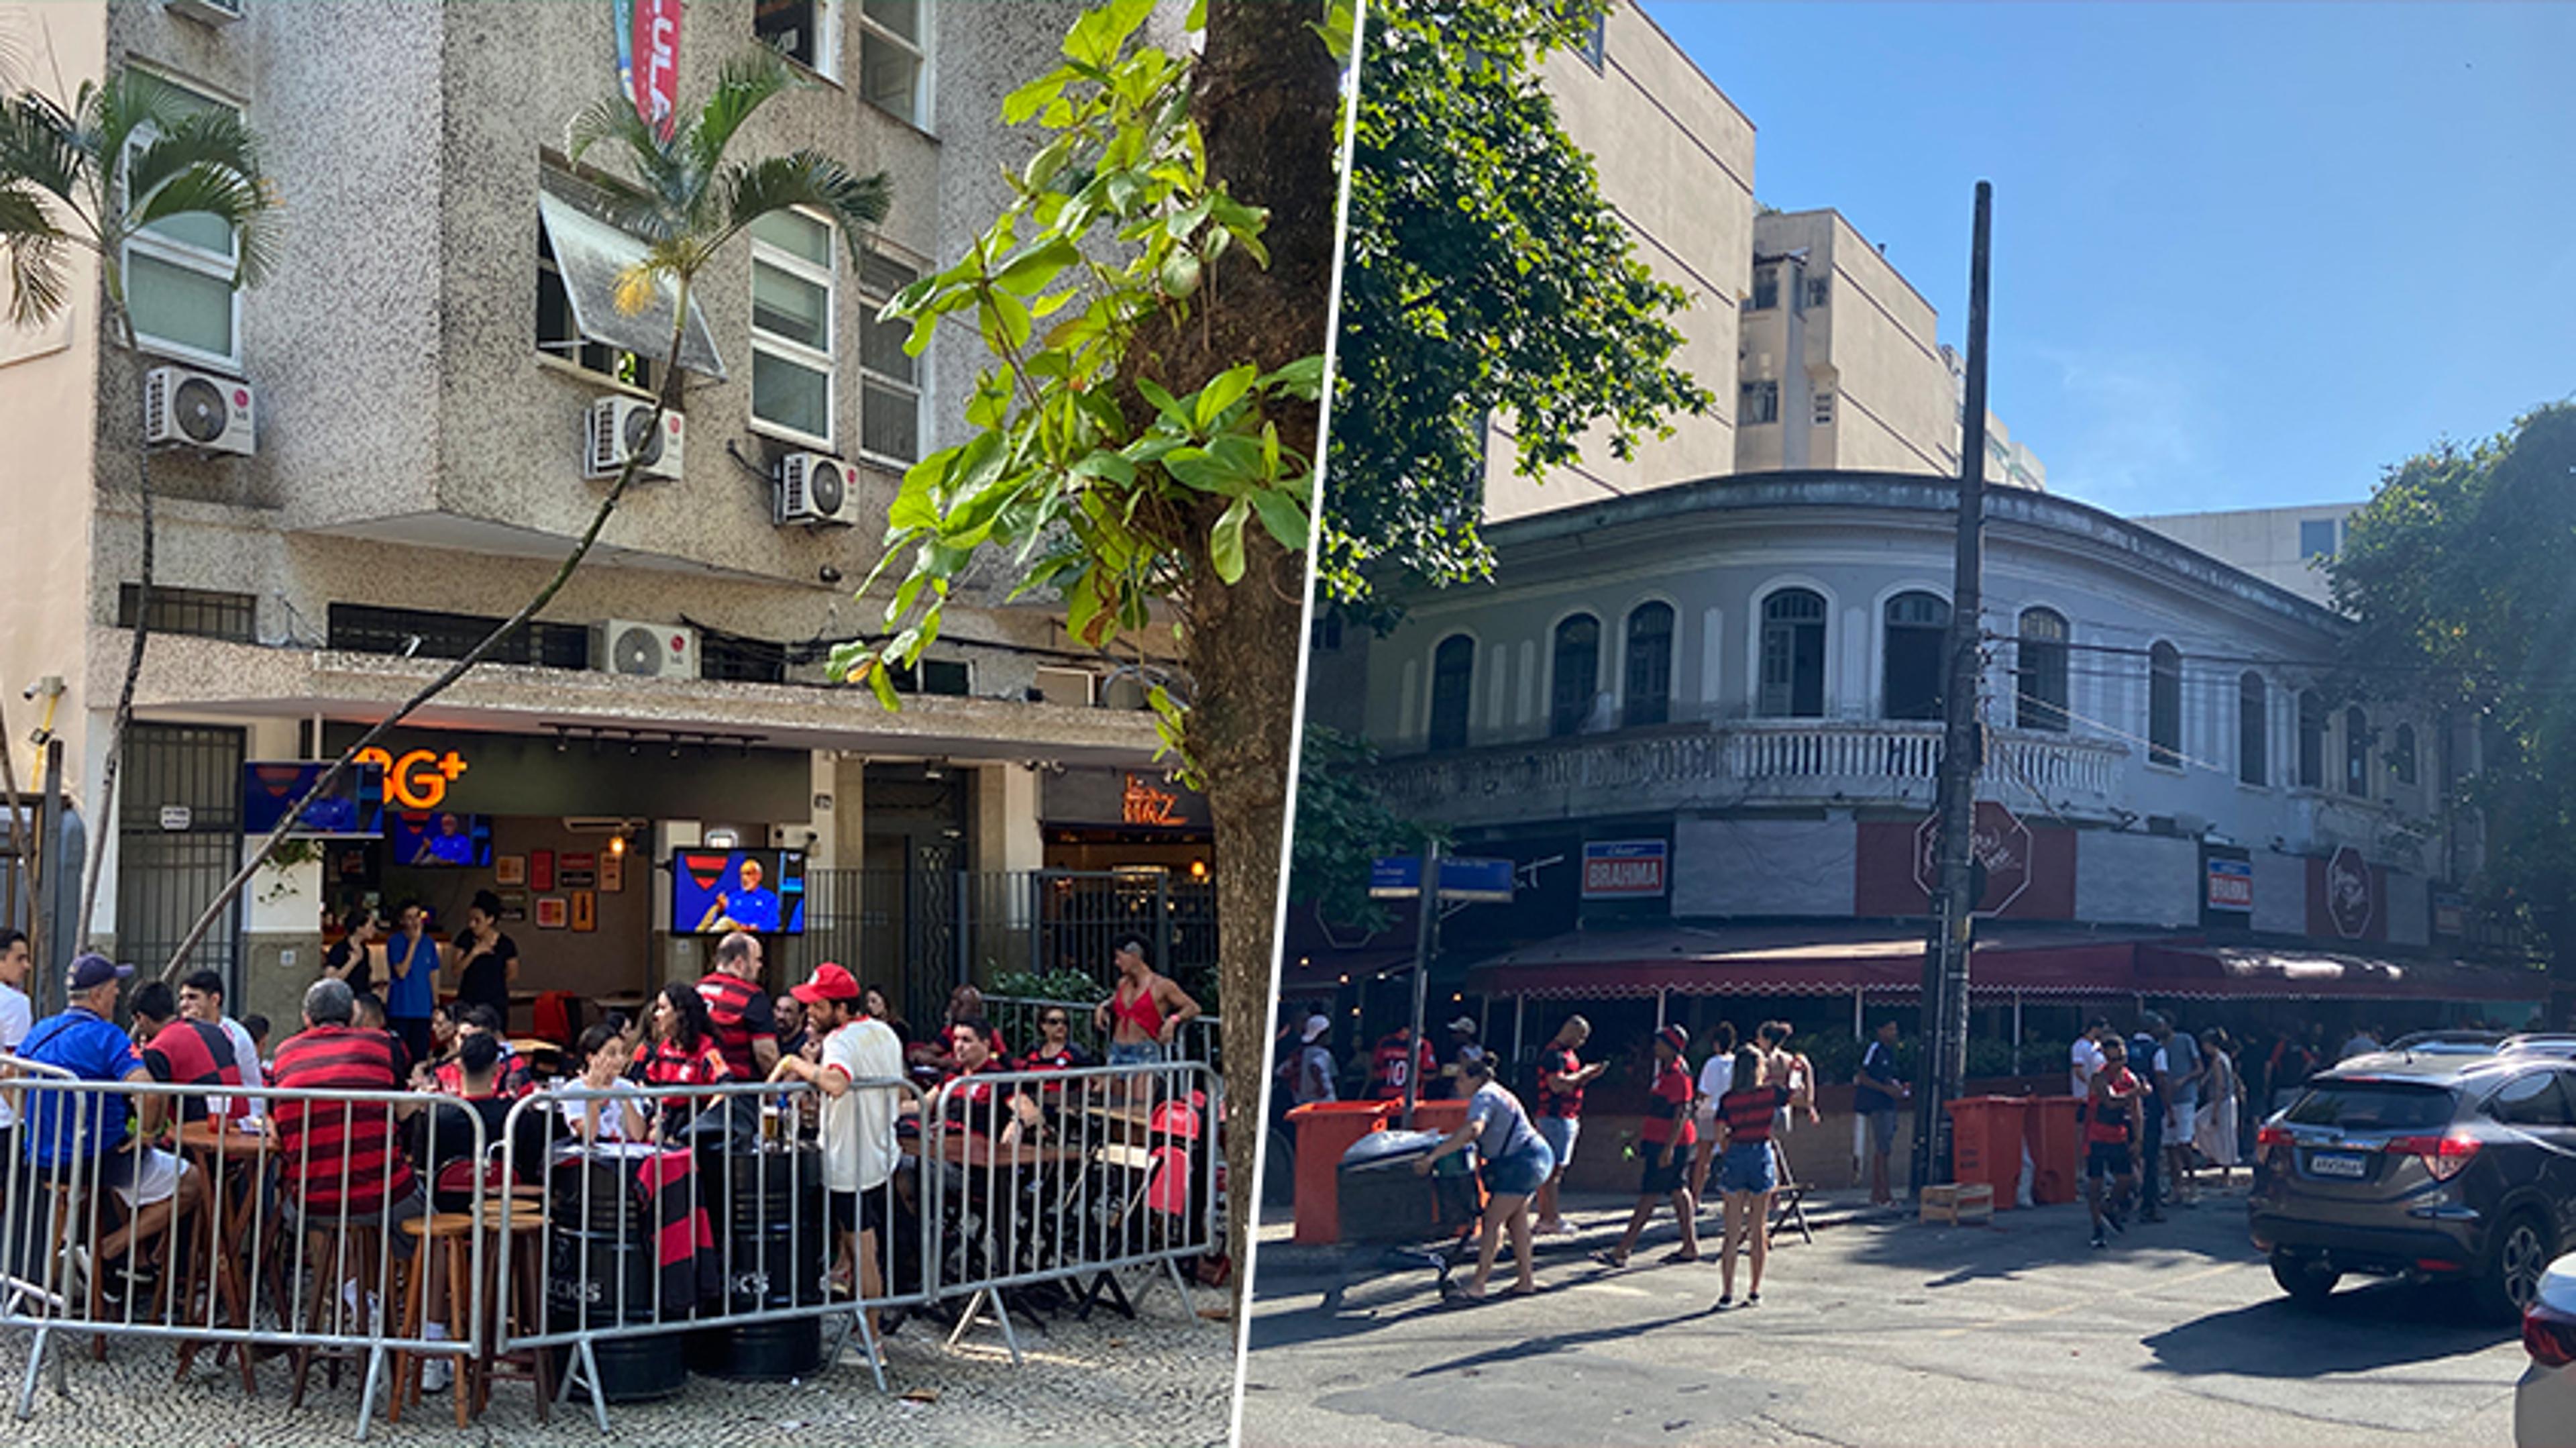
[388,811,493,868]
[241,761,386,839]
[671,849,806,935]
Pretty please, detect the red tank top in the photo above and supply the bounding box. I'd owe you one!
[1111,978,1164,1039]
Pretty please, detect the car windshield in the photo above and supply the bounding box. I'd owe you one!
[2282,1081,2456,1133]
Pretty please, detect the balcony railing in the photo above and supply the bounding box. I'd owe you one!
[1375,719,2127,829]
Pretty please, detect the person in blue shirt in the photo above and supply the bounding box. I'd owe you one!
[382,900,443,1066]
[1854,1020,1910,1208]
[19,954,205,1288]
[710,858,782,933]
[415,813,476,866]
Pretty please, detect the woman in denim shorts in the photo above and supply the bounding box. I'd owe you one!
[1413,1055,1554,1300]
[1711,1043,1810,1309]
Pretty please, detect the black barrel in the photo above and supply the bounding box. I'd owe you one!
[1336,1129,1481,1244]
[690,1141,828,1381]
[543,1144,691,1401]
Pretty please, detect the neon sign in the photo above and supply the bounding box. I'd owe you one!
[352,747,470,811]
[1121,774,1183,827]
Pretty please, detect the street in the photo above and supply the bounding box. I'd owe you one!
[1240,1189,2526,1447]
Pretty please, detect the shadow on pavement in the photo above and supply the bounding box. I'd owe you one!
[2141,1278,2516,1378]
[1405,1305,1720,1379]
[1839,1194,2263,1282]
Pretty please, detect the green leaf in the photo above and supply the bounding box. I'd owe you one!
[1002,72,1071,127]
[1163,446,1244,494]
[1159,248,1201,299]
[1260,354,1327,398]
[1134,378,1192,431]
[1193,362,1257,429]
[1210,495,1250,583]
[996,237,1080,296]
[1070,452,1139,486]
[1251,484,1312,552]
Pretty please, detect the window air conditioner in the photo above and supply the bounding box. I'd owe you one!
[143,366,255,455]
[592,620,698,680]
[774,452,853,526]
[586,396,684,482]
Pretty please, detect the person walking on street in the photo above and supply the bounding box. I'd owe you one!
[1413,1055,1553,1301]
[1688,1022,1739,1206]
[1757,1021,1819,1192]
[1532,1015,1604,1235]
[1093,933,1201,1066]
[1595,1025,1700,1268]
[2085,1035,2145,1248]
[1367,1023,1436,1102]
[1856,1021,1909,1208]
[2071,1015,2110,1100]
[2194,1027,2243,1190]
[2127,1019,2165,1221]
[1711,1042,1810,1309]
[1435,1016,1485,1100]
[1289,1016,1338,1105]
[2150,1014,2203,1207]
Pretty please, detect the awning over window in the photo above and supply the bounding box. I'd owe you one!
[537,184,727,379]
[2134,945,2544,1002]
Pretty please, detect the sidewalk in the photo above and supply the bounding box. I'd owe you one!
[1254,1183,1908,1279]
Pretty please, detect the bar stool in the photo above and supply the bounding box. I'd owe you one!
[388,1212,477,1427]
[468,1195,554,1421]
[172,1122,260,1393]
[286,1217,386,1412]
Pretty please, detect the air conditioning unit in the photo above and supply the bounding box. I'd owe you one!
[143,366,254,455]
[1032,666,1097,707]
[585,397,684,482]
[774,452,852,527]
[166,0,244,23]
[592,620,698,680]
[1100,673,1151,711]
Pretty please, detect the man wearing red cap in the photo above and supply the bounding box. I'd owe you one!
[769,963,904,1312]
[1594,1024,1700,1269]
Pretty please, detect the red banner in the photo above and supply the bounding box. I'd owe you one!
[617,0,684,140]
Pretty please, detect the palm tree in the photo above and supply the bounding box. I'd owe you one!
[0,66,276,955]
[154,46,891,979]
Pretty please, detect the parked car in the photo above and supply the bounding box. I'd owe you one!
[2520,1252,2576,1448]
[2249,1053,2576,1321]
[2387,1029,2508,1055]
[2504,1034,2576,1063]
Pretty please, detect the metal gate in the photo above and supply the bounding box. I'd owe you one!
[114,723,244,980]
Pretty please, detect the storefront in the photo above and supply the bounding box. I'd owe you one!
[304,723,814,1026]
[1039,766,1213,876]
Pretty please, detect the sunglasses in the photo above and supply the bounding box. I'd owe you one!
[1041,1016,1069,1027]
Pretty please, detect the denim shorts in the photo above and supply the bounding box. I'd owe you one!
[1108,1040,1167,1068]
[1534,1115,1578,1172]
[1484,1141,1555,1199]
[1716,1141,1777,1196]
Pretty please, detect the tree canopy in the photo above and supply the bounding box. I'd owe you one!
[2330,401,2576,1016]
[1320,0,1711,615]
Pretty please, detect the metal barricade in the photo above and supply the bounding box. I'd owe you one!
[984,994,1222,1070]
[922,1058,1222,1363]
[0,1061,488,1440]
[496,1074,932,1433]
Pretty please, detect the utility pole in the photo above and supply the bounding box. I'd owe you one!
[1911,180,1994,1200]
[1401,840,1440,1132]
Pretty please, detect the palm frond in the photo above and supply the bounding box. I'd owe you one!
[127,165,276,287]
[122,111,266,239]
[566,92,675,189]
[85,70,196,187]
[716,151,892,258]
[0,183,72,327]
[689,47,796,178]
[0,91,91,219]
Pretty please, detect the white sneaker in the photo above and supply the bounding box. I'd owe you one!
[421,1357,453,1393]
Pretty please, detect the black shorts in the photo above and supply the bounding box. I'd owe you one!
[2085,1141,2134,1180]
[828,1188,890,1239]
[1639,1143,1690,1196]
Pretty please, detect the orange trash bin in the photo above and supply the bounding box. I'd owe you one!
[1408,1098,1472,1137]
[2025,1097,2082,1206]
[1945,1096,2027,1210]
[1285,1100,1395,1243]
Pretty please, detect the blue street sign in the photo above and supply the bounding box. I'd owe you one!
[1369,855,1515,903]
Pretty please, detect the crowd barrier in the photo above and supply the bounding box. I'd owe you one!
[0,1062,490,1439]
[0,1051,1224,1437]
[982,994,1222,1071]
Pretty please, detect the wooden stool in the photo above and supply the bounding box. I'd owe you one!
[172,1127,260,1394]
[389,1212,476,1427]
[286,1219,386,1411]
[468,1198,553,1422]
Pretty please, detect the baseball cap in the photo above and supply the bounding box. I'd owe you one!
[1446,1015,1477,1034]
[790,962,861,1005]
[68,953,133,992]
[1656,1024,1688,1055]
[1301,1015,1330,1042]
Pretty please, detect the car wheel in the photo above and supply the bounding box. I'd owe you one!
[2473,1210,2553,1323]
[2270,1249,2339,1305]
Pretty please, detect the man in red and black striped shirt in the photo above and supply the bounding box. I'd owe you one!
[1595,1025,1701,1269]
[130,980,244,1125]
[270,979,425,1227]
[700,932,780,1080]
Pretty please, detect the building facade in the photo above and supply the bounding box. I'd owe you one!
[2131,503,2362,609]
[0,0,1210,1028]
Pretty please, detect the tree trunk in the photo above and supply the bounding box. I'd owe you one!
[78,318,154,952]
[1169,0,1338,1304]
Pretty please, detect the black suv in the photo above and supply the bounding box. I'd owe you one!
[2250,1051,2576,1320]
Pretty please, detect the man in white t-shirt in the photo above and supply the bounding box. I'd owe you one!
[0,930,33,1147]
[178,969,265,1123]
[2071,1015,2109,1100]
[770,962,904,1329]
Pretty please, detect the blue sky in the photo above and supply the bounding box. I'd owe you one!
[1640,1,2576,515]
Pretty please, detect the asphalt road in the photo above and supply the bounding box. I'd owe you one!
[1240,1188,2528,1448]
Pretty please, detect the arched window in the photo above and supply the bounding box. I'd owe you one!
[2392,723,2418,786]
[2344,705,2370,796]
[1550,615,1601,737]
[1623,602,1675,728]
[1758,589,1827,719]
[2015,609,2069,732]
[2237,672,2267,786]
[1881,592,1951,721]
[1427,634,1474,752]
[2297,690,2325,789]
[2147,641,2182,768]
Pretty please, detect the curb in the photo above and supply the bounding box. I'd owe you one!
[1252,1200,1907,1279]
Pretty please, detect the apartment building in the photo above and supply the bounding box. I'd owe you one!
[0,0,1211,1025]
[2131,503,2362,609]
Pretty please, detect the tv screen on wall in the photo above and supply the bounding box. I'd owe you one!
[241,762,386,839]
[388,811,493,868]
[670,849,806,935]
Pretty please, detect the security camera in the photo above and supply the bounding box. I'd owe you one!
[818,564,844,585]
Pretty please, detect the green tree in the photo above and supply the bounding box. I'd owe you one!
[0,68,279,953]
[1321,0,1711,615]
[836,0,1340,1285]
[150,48,890,977]
[1289,725,1439,931]
[2330,402,2576,1021]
